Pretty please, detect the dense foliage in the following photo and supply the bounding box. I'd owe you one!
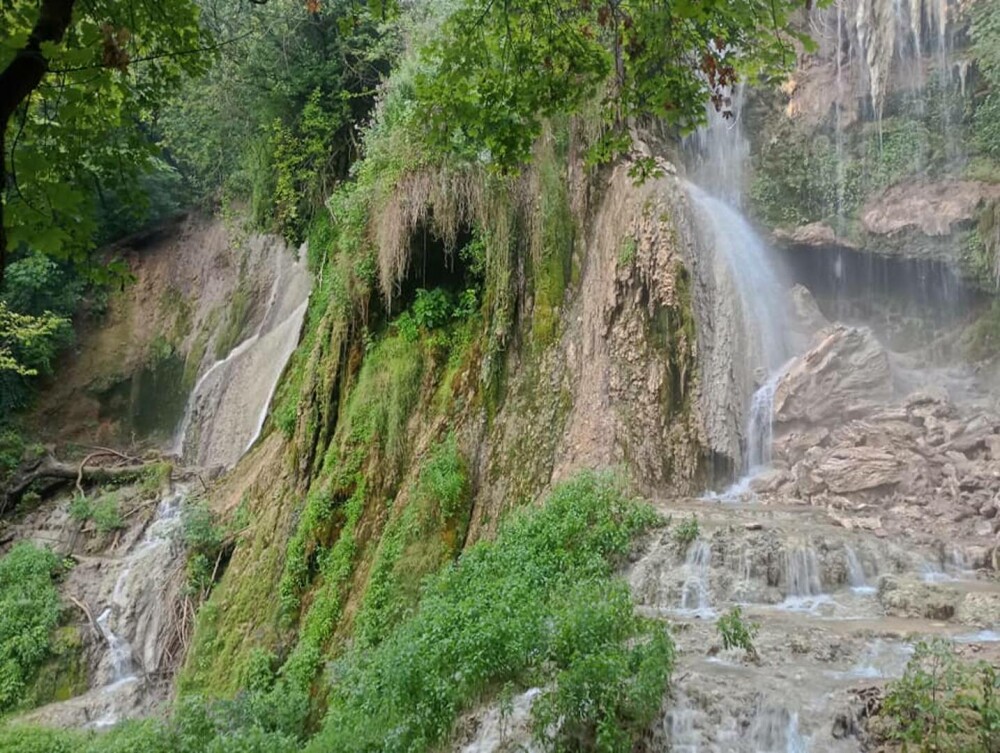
[1,0,206,271]
[972,0,1000,162]
[880,639,1000,753]
[0,542,65,712]
[417,0,815,168]
[309,472,669,753]
[2,473,669,752]
[160,0,399,242]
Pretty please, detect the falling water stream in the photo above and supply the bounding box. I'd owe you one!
[652,4,995,749]
[173,244,311,468]
[23,239,312,729]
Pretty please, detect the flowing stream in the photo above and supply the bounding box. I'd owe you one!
[648,4,998,748]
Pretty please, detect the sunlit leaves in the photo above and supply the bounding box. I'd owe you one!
[417,0,817,169]
[2,0,208,270]
[0,301,68,376]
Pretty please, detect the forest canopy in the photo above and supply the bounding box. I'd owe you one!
[0,0,813,387]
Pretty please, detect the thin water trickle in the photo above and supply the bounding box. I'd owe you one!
[844,544,877,594]
[679,540,714,617]
[95,608,134,686]
[748,707,808,753]
[781,545,827,613]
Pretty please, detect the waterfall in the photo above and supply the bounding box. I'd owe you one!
[90,489,185,724]
[844,544,875,594]
[782,545,825,604]
[173,244,311,468]
[95,609,135,689]
[679,540,714,616]
[685,91,794,481]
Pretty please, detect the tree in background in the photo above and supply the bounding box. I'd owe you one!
[0,0,208,285]
[418,0,819,169]
[160,0,398,242]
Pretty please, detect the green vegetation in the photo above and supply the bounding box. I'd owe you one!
[7,473,668,752]
[673,514,700,545]
[749,116,940,229]
[973,0,1000,164]
[418,0,811,168]
[716,606,759,659]
[353,432,470,648]
[180,496,249,599]
[68,492,124,535]
[0,542,66,712]
[309,471,669,753]
[880,639,1000,753]
[1,0,206,276]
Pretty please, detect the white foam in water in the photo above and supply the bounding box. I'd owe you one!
[955,630,1000,643]
[678,540,716,618]
[845,544,876,595]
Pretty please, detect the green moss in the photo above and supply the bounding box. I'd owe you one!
[24,626,89,707]
[280,335,424,629]
[353,433,470,648]
[618,236,637,268]
[530,126,576,348]
[214,284,253,360]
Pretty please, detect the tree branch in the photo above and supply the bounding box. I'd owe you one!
[0,0,79,287]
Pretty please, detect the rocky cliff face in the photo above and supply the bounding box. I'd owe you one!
[749,0,999,288]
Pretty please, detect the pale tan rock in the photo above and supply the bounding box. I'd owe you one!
[774,326,893,426]
[862,181,1000,237]
[812,447,904,494]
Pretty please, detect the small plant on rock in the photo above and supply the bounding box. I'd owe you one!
[717,606,759,659]
[69,492,124,535]
[673,514,699,546]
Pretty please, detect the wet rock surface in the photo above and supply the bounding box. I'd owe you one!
[2,472,198,728]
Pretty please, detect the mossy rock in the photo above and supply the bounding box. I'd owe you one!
[24,626,90,707]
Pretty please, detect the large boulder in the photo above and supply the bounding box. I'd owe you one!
[774,325,893,426]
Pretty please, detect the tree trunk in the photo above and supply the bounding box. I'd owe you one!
[0,0,78,288]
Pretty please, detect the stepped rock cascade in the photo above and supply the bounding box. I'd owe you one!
[173,240,311,468]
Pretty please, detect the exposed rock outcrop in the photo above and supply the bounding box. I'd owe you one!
[774,325,893,427]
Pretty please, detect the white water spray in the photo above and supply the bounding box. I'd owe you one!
[173,245,311,468]
[679,540,714,616]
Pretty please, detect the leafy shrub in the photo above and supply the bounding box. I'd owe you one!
[673,514,700,545]
[881,639,1000,753]
[68,493,124,535]
[394,288,480,343]
[308,471,669,753]
[531,580,674,752]
[416,432,468,521]
[0,543,65,712]
[716,606,759,658]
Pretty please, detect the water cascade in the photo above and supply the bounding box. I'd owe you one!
[781,545,826,610]
[684,88,797,483]
[173,245,312,468]
[678,540,714,616]
[844,544,874,594]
